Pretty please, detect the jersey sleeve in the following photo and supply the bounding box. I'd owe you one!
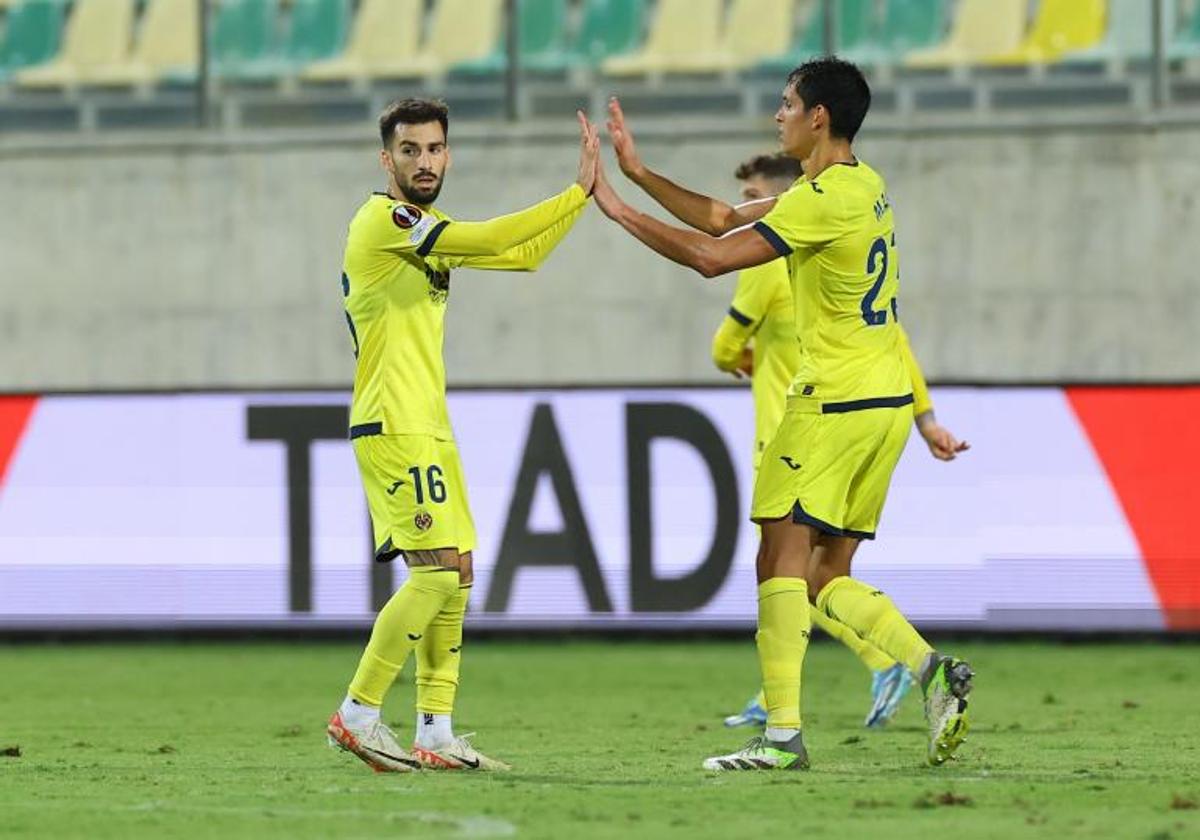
[418,184,588,259]
[898,324,934,417]
[711,265,773,371]
[752,180,840,256]
[445,203,586,272]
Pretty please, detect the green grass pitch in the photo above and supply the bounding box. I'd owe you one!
[1,639,1198,839]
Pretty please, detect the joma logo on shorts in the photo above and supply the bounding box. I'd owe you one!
[780,456,802,471]
[386,480,404,495]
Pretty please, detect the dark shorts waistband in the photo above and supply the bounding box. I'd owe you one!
[821,394,914,414]
[349,422,383,439]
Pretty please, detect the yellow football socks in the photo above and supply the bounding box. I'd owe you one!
[348,567,460,707]
[415,584,470,715]
[809,604,897,673]
[756,577,811,731]
[816,576,933,676]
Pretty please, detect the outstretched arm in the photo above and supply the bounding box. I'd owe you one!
[419,112,598,259]
[456,203,587,271]
[591,158,778,278]
[607,98,777,235]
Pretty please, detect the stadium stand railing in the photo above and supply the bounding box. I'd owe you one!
[2,0,1200,132]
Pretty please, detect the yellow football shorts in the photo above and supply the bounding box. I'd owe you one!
[751,398,912,539]
[352,434,477,560]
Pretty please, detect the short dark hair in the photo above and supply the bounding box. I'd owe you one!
[734,154,804,183]
[378,98,449,147]
[786,56,870,142]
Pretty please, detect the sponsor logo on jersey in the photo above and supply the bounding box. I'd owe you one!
[391,203,423,229]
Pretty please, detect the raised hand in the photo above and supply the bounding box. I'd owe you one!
[591,152,625,220]
[917,415,970,461]
[576,109,600,195]
[606,97,645,180]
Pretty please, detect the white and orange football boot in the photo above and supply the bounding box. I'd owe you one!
[412,734,511,772]
[327,710,421,773]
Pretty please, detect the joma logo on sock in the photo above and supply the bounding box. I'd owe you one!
[780,456,802,471]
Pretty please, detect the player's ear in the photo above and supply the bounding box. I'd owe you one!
[444,145,453,174]
[379,148,391,172]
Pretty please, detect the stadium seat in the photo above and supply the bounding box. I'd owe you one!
[224,0,348,82]
[0,0,67,83]
[301,0,421,82]
[14,0,135,88]
[1066,0,1174,65]
[1169,0,1200,60]
[718,0,798,72]
[210,0,280,79]
[82,0,200,87]
[839,0,948,67]
[453,0,567,76]
[304,0,501,83]
[758,0,844,74]
[566,0,645,67]
[903,0,1027,69]
[984,0,1107,65]
[601,0,724,75]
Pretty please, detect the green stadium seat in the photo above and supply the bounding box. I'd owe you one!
[840,0,948,67]
[570,0,645,66]
[453,0,567,76]
[210,0,279,79]
[1169,0,1200,60]
[225,0,348,81]
[0,0,67,82]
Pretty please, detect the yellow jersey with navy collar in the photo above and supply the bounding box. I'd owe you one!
[341,184,587,440]
[754,160,911,411]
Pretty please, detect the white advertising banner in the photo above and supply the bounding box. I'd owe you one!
[0,388,1196,631]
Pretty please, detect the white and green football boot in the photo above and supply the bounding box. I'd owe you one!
[702,733,810,771]
[922,655,974,766]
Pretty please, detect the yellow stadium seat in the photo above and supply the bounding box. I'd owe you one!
[15,0,135,89]
[985,0,1106,65]
[602,0,723,76]
[85,0,200,86]
[719,0,796,71]
[303,0,501,83]
[904,0,1027,69]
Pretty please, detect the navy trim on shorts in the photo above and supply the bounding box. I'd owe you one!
[821,394,914,414]
[375,537,400,564]
[791,502,875,541]
[728,306,754,327]
[415,220,449,257]
[753,221,792,257]
[349,422,383,439]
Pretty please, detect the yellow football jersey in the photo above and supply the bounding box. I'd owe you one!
[755,160,911,409]
[711,259,797,466]
[342,185,586,439]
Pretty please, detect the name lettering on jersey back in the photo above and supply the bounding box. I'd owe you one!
[873,192,891,221]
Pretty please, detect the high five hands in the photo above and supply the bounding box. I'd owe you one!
[576,101,631,219]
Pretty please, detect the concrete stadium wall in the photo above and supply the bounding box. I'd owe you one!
[1,118,1197,391]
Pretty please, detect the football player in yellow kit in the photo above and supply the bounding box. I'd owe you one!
[326,99,599,773]
[715,155,963,730]
[590,58,973,770]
